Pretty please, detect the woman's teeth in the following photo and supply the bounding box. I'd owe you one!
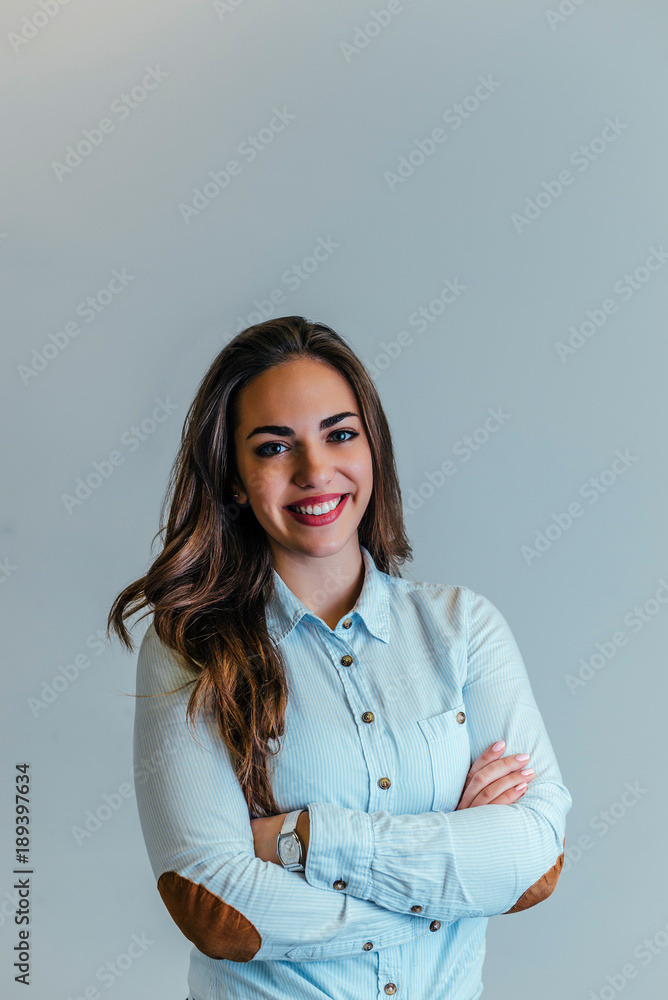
[288,495,345,516]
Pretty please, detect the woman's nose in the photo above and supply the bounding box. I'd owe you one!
[293,442,333,485]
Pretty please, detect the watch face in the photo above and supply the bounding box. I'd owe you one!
[280,835,299,865]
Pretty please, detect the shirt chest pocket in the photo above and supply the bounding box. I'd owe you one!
[417,704,471,813]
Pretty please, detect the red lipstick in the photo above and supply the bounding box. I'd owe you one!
[284,493,350,526]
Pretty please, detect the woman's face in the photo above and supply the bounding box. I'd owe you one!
[231,356,374,563]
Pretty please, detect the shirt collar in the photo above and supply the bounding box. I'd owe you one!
[265,544,391,645]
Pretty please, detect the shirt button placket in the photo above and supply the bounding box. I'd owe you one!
[336,638,395,903]
[330,645,354,895]
[378,951,399,996]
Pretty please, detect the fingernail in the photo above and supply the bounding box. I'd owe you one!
[515,782,528,791]
[519,768,534,776]
[491,741,505,752]
[515,753,530,762]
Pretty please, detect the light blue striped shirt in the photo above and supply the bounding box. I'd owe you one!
[133,544,571,1000]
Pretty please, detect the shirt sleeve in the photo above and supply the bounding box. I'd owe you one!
[133,626,431,964]
[303,588,572,922]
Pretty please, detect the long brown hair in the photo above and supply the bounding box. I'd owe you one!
[107,316,412,817]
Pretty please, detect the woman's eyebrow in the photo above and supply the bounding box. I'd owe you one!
[245,411,359,441]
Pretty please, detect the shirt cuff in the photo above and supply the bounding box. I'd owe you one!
[304,801,374,898]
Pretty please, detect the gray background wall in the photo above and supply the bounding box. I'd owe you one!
[2,1,667,997]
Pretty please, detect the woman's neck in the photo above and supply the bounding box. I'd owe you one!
[271,540,365,629]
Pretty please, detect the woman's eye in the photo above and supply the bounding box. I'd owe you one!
[255,430,358,457]
[330,430,359,443]
[256,442,287,457]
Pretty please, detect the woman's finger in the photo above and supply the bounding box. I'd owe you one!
[456,742,506,808]
[458,768,535,810]
[457,752,532,810]
[466,741,507,777]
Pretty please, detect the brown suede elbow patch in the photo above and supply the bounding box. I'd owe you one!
[502,837,566,914]
[157,871,261,961]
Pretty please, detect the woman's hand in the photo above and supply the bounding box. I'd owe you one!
[456,741,534,810]
[250,813,286,865]
[250,810,310,867]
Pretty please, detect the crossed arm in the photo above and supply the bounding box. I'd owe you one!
[136,590,571,963]
[251,742,566,917]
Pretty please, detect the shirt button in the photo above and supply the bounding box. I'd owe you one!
[378,777,391,790]
[333,879,347,890]
[362,941,373,951]
[340,654,353,666]
[456,711,466,724]
[342,618,353,629]
[384,984,397,995]
[429,920,441,932]
[410,904,422,913]
[361,711,375,723]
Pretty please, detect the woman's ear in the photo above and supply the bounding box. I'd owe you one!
[229,481,249,504]
[229,471,244,495]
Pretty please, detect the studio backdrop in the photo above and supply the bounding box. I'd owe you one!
[2,1,667,997]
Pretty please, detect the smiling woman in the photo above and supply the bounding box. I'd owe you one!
[229,356,375,627]
[107,315,571,1000]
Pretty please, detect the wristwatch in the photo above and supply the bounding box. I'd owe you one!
[276,809,306,871]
